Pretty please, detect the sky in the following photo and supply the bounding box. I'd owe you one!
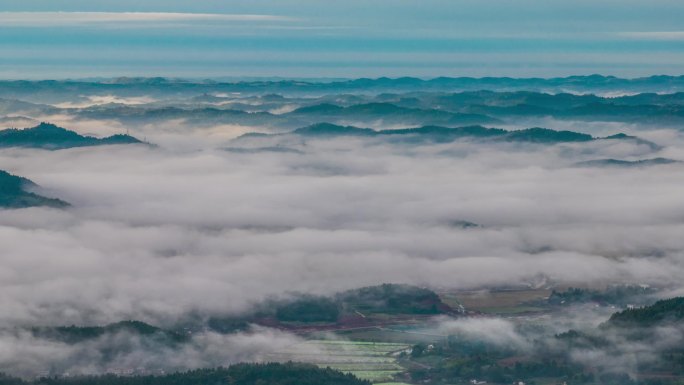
[1,0,684,79]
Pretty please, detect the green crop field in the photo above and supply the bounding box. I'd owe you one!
[269,340,411,382]
[331,327,444,344]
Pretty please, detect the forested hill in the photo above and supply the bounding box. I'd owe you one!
[0,363,370,385]
[0,170,68,209]
[271,283,452,323]
[0,123,143,150]
[606,297,684,327]
[30,320,187,345]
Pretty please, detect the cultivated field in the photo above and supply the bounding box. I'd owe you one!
[269,340,411,382]
[439,289,551,315]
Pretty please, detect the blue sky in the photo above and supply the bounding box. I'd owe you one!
[1,0,683,79]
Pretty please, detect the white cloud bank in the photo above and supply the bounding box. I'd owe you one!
[0,127,683,327]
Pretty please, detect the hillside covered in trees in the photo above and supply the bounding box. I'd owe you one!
[606,297,684,327]
[0,170,67,209]
[0,363,369,385]
[0,123,143,150]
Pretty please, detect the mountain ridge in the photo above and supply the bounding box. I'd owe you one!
[0,170,68,209]
[0,122,144,150]
[237,122,658,146]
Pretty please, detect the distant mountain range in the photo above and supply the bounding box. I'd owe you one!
[368,91,684,124]
[237,123,660,147]
[3,76,684,102]
[4,87,684,130]
[0,170,67,209]
[0,122,143,150]
[289,102,499,126]
[73,102,498,129]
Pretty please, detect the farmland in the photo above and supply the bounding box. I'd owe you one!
[438,289,551,316]
[269,340,411,382]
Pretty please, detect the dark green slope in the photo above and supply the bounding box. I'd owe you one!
[607,297,684,328]
[0,363,370,385]
[30,320,188,344]
[337,283,451,315]
[209,284,454,328]
[0,170,68,209]
[0,123,143,150]
[503,127,592,142]
[272,284,452,323]
[293,122,376,136]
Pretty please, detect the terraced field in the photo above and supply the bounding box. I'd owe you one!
[270,340,411,382]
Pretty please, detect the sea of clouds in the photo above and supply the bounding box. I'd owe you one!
[1,101,684,376]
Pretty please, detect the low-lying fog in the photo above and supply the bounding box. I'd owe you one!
[2,118,684,326]
[2,99,684,377]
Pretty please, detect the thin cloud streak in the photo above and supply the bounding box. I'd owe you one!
[0,12,295,26]
[617,31,684,40]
